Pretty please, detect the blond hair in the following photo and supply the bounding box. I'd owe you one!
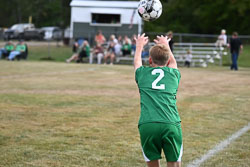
[221,29,226,34]
[149,44,170,66]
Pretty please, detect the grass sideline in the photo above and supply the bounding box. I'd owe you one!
[28,45,72,62]
[0,62,250,167]
[222,44,250,67]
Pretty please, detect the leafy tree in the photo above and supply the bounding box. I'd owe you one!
[0,0,71,28]
[145,0,250,35]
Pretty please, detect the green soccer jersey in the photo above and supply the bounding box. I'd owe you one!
[135,66,181,126]
[5,44,14,51]
[16,44,26,52]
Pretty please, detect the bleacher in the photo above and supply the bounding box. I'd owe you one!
[116,42,228,67]
[173,43,228,67]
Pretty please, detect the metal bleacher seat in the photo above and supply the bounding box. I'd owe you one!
[116,42,228,67]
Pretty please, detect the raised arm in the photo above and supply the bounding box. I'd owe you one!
[154,35,178,69]
[134,33,148,71]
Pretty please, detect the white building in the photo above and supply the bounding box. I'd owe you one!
[70,0,142,42]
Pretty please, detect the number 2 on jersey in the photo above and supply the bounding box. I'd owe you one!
[152,69,165,90]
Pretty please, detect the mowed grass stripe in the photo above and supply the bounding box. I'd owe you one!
[0,68,97,79]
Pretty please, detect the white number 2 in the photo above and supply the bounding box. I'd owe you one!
[152,69,165,90]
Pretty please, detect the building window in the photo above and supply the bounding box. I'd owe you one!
[91,13,121,24]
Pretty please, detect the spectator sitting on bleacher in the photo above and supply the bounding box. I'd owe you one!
[8,41,28,61]
[90,43,104,64]
[184,50,192,68]
[66,41,90,63]
[0,41,15,59]
[123,35,132,45]
[72,39,79,53]
[95,30,106,45]
[117,35,123,45]
[114,36,122,57]
[78,41,90,63]
[122,38,132,56]
[216,29,227,47]
[104,34,117,65]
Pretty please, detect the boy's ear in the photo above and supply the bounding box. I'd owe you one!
[149,56,152,65]
[167,59,170,66]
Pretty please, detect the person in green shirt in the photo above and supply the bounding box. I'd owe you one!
[122,38,132,56]
[66,40,90,63]
[134,34,182,167]
[8,41,27,60]
[0,41,14,59]
[77,41,90,63]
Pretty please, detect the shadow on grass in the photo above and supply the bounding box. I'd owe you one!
[40,57,55,61]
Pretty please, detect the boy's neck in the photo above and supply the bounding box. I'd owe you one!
[150,63,166,68]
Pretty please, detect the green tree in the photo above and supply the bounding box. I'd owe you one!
[0,0,71,28]
[145,0,250,35]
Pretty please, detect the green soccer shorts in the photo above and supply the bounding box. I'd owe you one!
[138,122,183,162]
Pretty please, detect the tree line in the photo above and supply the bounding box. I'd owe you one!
[146,0,250,35]
[0,0,249,35]
[0,0,71,28]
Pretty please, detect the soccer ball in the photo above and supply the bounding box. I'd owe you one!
[137,0,162,21]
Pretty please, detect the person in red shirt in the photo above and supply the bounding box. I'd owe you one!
[90,43,104,64]
[95,30,106,45]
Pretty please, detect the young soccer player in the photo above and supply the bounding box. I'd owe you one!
[134,34,183,167]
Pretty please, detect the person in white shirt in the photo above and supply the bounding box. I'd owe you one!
[104,34,117,65]
[216,29,227,47]
[184,50,192,68]
[114,36,122,57]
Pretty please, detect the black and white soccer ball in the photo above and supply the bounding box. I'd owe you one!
[137,0,162,21]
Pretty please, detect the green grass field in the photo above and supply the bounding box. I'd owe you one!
[0,61,249,167]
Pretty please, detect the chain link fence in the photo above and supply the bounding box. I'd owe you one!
[147,32,250,44]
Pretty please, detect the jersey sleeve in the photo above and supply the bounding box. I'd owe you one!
[173,69,181,84]
[135,66,144,84]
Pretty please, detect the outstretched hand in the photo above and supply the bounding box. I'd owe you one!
[154,35,171,47]
[134,33,148,71]
[154,35,177,69]
[135,33,149,48]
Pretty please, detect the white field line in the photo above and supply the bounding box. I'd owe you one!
[187,123,250,167]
